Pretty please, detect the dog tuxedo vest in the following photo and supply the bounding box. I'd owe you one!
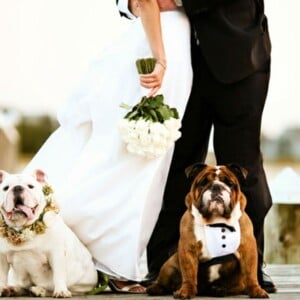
[204,223,241,258]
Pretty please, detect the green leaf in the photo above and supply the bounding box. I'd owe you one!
[119,102,132,110]
[148,109,159,122]
[157,106,172,120]
[154,110,165,123]
[124,109,139,120]
[87,273,109,295]
[170,108,179,119]
[154,94,164,105]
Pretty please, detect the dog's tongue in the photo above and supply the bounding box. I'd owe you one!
[16,205,34,220]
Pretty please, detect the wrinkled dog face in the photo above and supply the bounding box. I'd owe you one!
[0,170,47,228]
[186,164,246,220]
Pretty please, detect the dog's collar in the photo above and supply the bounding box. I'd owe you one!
[0,184,59,246]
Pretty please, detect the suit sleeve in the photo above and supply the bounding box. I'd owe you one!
[182,0,235,15]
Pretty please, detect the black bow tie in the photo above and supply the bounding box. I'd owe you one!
[207,223,236,232]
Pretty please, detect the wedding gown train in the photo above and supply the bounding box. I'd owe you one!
[24,10,192,281]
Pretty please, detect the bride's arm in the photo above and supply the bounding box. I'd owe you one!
[138,0,166,67]
[136,0,167,97]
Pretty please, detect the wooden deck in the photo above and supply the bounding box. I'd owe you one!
[88,264,300,299]
[266,264,300,294]
[2,264,298,300]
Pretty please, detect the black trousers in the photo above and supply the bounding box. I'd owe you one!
[147,42,272,276]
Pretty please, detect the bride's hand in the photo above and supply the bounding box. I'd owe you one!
[139,60,166,97]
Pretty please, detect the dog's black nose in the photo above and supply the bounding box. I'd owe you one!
[13,185,24,194]
[211,184,221,193]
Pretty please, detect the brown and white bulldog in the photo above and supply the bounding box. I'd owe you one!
[147,163,268,299]
[0,169,97,298]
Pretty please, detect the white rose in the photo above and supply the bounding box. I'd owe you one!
[150,122,169,137]
[170,130,182,141]
[139,132,152,146]
[164,118,181,131]
[135,119,150,134]
[150,132,164,146]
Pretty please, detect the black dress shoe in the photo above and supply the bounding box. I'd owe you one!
[259,270,277,293]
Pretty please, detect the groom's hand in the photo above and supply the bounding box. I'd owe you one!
[128,0,177,15]
[157,0,177,11]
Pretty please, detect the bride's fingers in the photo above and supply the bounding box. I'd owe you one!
[140,79,159,86]
[148,87,160,97]
[140,67,165,82]
[140,80,161,96]
[141,81,161,89]
[139,65,164,93]
[140,77,161,87]
[140,74,159,83]
[140,77,162,86]
[140,79,155,86]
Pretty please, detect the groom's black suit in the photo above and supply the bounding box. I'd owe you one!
[179,0,271,83]
[146,0,272,285]
[117,0,272,289]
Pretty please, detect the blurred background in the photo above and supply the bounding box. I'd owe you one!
[0,1,300,264]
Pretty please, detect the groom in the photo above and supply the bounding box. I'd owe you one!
[117,0,275,293]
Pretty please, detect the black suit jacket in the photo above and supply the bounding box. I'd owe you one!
[116,0,271,83]
[182,0,271,83]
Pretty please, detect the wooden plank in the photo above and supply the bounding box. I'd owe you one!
[266,264,300,293]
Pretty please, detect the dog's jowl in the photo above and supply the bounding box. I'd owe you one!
[0,169,97,297]
[147,163,269,299]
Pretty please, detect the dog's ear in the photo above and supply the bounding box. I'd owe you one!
[239,193,247,211]
[226,163,248,184]
[33,169,47,184]
[185,193,193,209]
[0,170,8,184]
[185,163,207,180]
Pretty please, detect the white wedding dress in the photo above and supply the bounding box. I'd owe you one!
[24,10,192,281]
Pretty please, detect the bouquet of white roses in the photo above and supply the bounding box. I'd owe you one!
[118,58,182,159]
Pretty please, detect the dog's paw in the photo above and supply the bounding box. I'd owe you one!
[248,286,269,298]
[1,286,28,297]
[173,285,197,299]
[29,286,49,297]
[146,283,169,296]
[52,289,72,298]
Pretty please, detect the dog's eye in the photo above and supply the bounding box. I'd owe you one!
[224,179,235,188]
[3,185,9,191]
[197,178,209,188]
[27,184,34,189]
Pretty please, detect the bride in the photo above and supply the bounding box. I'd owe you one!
[24,0,192,293]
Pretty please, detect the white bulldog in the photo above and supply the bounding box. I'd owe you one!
[0,169,98,298]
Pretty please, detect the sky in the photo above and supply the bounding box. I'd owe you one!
[0,0,300,138]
